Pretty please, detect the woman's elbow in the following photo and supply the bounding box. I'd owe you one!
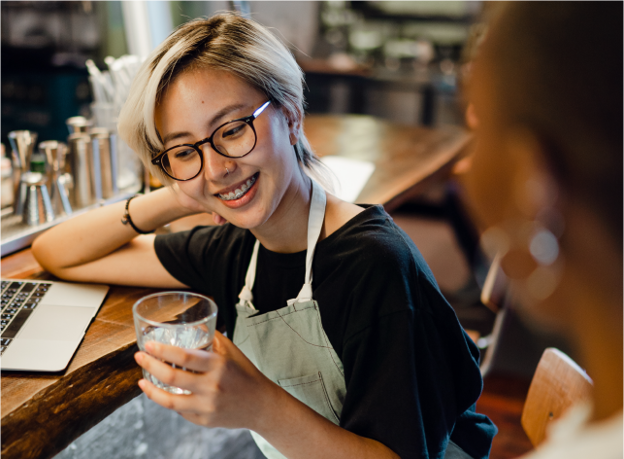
[31,233,62,276]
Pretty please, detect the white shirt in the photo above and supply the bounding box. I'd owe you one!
[520,403,623,459]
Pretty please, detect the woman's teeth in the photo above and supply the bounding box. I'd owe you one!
[218,175,257,201]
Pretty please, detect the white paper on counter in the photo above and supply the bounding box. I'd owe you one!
[320,156,375,203]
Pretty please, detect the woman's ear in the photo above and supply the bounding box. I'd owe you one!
[282,107,301,145]
[289,132,297,146]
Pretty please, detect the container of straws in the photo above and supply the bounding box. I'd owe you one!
[87,55,144,192]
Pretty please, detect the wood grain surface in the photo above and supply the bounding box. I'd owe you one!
[1,252,156,459]
[303,115,471,210]
[521,348,593,447]
[1,114,470,459]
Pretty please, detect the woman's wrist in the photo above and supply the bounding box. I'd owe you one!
[242,376,285,434]
[125,187,200,232]
[247,384,399,459]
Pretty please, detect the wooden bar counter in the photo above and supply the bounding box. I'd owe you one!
[1,114,471,459]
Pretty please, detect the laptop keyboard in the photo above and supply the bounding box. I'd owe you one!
[1,280,51,355]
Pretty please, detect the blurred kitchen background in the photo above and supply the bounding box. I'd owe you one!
[1,0,480,145]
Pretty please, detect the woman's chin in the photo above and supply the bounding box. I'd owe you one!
[219,206,269,230]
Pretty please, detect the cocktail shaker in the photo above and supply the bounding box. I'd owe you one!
[67,133,96,209]
[91,128,118,199]
[8,130,38,216]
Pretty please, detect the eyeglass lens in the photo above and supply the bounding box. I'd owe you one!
[162,120,256,180]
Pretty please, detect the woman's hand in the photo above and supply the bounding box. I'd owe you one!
[135,331,399,459]
[134,331,277,430]
[169,182,210,214]
[169,183,228,225]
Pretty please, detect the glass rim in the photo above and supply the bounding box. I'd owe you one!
[132,290,218,328]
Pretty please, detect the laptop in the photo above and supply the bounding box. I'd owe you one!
[1,279,109,372]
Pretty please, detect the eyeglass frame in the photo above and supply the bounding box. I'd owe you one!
[151,100,272,182]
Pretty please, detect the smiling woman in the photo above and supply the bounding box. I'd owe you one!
[31,12,496,459]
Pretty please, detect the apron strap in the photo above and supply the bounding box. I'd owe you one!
[238,239,260,309]
[236,177,326,308]
[289,178,326,304]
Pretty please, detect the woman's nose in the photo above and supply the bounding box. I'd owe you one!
[201,144,235,180]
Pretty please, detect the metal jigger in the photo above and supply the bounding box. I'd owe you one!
[21,172,55,226]
[38,140,72,216]
[8,130,38,216]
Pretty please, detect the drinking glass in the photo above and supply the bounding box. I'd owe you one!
[133,291,218,394]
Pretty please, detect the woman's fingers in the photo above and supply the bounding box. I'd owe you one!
[212,331,259,374]
[178,411,212,427]
[135,333,275,431]
[213,212,228,225]
[171,183,211,214]
[135,351,200,391]
[138,378,209,415]
[142,341,215,372]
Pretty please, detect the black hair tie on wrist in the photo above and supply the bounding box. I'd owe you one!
[121,195,154,234]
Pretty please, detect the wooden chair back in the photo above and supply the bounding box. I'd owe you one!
[521,348,593,446]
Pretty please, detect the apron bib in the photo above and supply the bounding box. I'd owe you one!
[233,179,345,459]
[232,179,471,459]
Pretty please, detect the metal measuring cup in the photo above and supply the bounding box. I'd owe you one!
[21,171,55,226]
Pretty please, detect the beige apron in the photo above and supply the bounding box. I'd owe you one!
[232,179,472,459]
[233,179,345,458]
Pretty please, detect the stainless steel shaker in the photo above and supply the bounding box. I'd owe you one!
[8,130,38,216]
[21,172,55,226]
[67,133,96,209]
[38,140,72,216]
[90,128,118,199]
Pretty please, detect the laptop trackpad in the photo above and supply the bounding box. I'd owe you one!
[18,305,97,341]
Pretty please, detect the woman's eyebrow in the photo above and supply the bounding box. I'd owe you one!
[161,103,249,145]
[210,103,248,127]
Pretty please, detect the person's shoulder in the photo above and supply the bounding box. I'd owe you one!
[325,205,430,274]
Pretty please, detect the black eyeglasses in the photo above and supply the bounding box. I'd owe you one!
[152,100,271,181]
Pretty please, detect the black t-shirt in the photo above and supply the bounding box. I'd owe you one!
[154,205,497,459]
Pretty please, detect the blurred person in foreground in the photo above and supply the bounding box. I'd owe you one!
[466,2,622,458]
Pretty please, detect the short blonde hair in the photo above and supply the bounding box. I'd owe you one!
[118,13,327,186]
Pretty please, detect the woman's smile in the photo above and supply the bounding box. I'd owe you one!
[214,172,260,208]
